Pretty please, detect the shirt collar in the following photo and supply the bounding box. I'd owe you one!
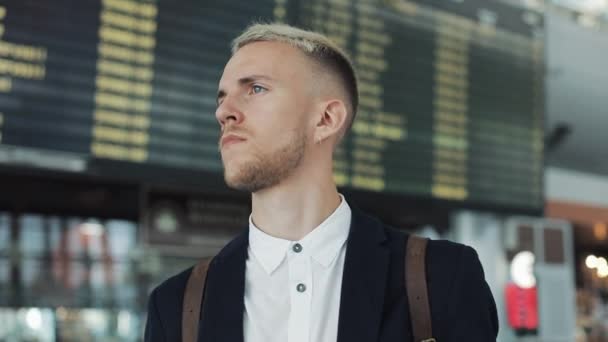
[248,194,352,275]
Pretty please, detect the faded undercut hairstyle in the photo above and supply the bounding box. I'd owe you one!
[231,23,359,138]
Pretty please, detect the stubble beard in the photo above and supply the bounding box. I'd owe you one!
[222,130,307,193]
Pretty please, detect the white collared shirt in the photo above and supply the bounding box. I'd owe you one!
[243,195,352,342]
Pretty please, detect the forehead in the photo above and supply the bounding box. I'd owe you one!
[219,41,313,84]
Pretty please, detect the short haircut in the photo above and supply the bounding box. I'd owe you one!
[231,23,359,136]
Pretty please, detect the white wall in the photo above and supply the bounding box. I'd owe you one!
[546,11,608,176]
[545,166,608,206]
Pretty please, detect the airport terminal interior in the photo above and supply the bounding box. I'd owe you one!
[0,0,607,341]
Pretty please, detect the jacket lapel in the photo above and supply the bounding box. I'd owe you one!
[337,207,390,342]
[199,230,248,342]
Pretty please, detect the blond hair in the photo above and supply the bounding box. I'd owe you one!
[232,23,359,135]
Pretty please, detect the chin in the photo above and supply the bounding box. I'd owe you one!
[223,165,276,193]
[224,175,259,193]
[223,169,240,187]
[223,167,252,191]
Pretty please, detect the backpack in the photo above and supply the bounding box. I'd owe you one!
[181,235,435,342]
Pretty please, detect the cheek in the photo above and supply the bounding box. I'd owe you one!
[271,122,307,143]
[248,93,311,143]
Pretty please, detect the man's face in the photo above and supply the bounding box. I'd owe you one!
[215,41,317,192]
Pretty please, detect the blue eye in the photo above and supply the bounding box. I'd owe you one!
[251,85,266,94]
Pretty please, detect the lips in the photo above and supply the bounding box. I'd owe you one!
[220,134,246,148]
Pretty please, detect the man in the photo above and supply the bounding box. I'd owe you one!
[145,23,498,341]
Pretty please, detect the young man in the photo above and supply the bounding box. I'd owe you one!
[145,23,498,342]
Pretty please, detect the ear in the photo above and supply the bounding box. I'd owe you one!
[314,99,348,144]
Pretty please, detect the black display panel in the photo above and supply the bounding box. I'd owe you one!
[0,0,544,212]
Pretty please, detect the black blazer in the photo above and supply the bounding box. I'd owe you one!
[145,207,499,342]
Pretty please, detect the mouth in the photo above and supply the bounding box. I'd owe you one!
[220,134,246,149]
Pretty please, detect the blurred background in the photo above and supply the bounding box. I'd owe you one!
[0,0,606,340]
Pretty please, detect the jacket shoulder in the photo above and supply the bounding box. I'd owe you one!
[150,229,246,301]
[381,224,497,337]
[382,224,474,271]
[145,266,193,341]
[380,225,474,303]
[152,265,194,298]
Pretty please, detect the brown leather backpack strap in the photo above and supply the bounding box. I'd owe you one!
[405,235,435,342]
[182,257,212,342]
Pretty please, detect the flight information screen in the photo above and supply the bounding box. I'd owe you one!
[0,0,544,212]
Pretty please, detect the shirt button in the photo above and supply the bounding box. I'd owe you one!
[292,243,303,253]
[296,283,306,293]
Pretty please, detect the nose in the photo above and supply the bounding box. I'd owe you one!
[215,95,244,130]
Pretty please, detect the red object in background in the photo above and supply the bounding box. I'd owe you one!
[505,282,539,330]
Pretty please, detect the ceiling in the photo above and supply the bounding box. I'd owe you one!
[545,11,608,176]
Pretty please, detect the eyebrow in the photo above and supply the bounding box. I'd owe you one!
[216,74,275,105]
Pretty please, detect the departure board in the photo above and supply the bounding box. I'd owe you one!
[0,0,544,212]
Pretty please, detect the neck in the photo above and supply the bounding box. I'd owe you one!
[250,168,341,241]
